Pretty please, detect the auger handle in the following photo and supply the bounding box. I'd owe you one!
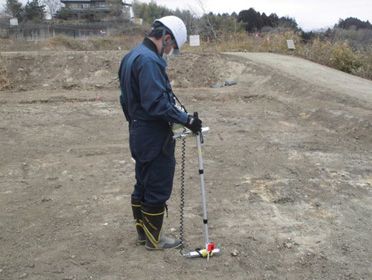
[172,127,210,140]
[193,112,204,143]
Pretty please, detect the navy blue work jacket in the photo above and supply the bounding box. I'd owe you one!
[118,38,188,126]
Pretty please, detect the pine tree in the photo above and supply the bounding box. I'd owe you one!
[24,0,45,22]
[5,0,24,20]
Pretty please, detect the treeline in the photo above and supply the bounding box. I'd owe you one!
[133,2,372,40]
[237,8,298,32]
[133,2,299,40]
[3,0,45,23]
[133,2,372,45]
[336,17,372,30]
[301,17,372,49]
[133,1,372,80]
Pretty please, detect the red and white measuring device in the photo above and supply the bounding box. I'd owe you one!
[173,116,221,260]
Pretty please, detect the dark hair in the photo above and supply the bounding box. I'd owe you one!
[148,23,174,40]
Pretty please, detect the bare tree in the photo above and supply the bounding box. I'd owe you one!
[41,0,61,18]
[195,0,217,41]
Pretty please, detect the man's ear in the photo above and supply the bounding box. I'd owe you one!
[164,34,172,44]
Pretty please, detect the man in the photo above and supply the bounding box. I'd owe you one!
[118,16,202,250]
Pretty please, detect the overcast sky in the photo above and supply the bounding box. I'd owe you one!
[137,0,372,31]
[1,0,371,31]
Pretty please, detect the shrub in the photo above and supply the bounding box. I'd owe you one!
[49,35,87,50]
[88,38,115,50]
[329,41,361,73]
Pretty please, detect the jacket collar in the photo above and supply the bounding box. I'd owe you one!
[143,37,159,56]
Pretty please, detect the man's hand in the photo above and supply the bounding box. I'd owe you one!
[185,115,202,133]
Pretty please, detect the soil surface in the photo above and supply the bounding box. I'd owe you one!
[0,50,372,280]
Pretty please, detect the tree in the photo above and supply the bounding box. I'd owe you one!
[41,0,61,18]
[195,0,217,41]
[54,7,74,20]
[278,16,298,29]
[174,8,199,35]
[238,8,264,32]
[133,0,172,23]
[4,0,24,20]
[337,17,372,30]
[24,0,45,22]
[105,0,123,17]
[237,8,299,32]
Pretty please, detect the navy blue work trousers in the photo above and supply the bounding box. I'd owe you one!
[120,97,176,206]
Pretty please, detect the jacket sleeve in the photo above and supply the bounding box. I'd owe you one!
[138,59,188,124]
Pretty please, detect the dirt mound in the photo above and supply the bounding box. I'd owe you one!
[0,51,122,91]
[0,51,242,92]
[168,52,244,88]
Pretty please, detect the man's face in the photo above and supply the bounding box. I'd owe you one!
[164,35,177,54]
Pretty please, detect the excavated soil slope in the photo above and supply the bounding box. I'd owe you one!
[0,50,371,280]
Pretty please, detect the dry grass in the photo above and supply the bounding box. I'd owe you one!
[1,29,371,81]
[0,59,11,90]
[297,39,372,80]
[183,31,372,81]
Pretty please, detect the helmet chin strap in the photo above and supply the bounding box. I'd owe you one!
[160,27,176,56]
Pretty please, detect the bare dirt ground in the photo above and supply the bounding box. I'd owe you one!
[0,49,371,280]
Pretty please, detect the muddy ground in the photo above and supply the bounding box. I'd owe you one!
[0,49,371,280]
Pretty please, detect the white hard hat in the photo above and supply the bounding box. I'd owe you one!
[153,16,187,54]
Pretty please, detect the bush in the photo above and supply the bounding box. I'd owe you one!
[54,8,75,20]
[329,41,362,73]
[352,51,372,80]
[300,37,333,63]
[49,35,87,50]
[88,38,115,50]
[298,37,371,79]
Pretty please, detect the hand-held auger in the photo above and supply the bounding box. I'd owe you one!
[173,112,221,260]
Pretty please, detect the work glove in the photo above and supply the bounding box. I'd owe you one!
[185,115,202,133]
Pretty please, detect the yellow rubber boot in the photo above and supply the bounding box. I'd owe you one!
[131,196,146,245]
[141,203,181,250]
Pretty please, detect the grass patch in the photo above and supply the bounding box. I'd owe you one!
[4,28,370,81]
[49,35,87,50]
[0,59,12,90]
[183,30,372,81]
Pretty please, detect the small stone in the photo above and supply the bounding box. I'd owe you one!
[231,249,239,256]
[19,273,28,279]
